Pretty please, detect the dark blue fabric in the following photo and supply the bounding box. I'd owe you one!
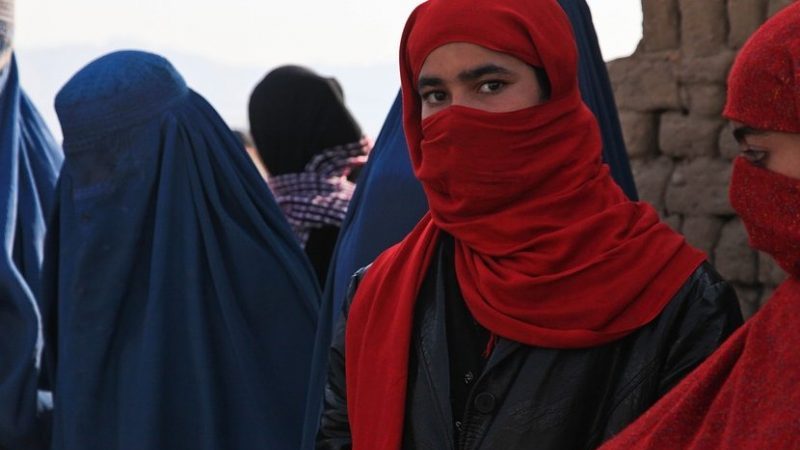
[41,51,320,450]
[321,93,428,336]
[299,95,428,448]
[0,55,63,450]
[561,0,638,201]
[300,2,638,447]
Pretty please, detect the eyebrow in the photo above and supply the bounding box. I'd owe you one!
[732,126,766,143]
[417,64,513,91]
[457,64,512,81]
[417,76,444,90]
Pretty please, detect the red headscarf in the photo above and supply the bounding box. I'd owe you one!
[724,2,800,133]
[345,0,705,448]
[600,4,800,449]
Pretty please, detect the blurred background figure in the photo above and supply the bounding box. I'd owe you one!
[0,0,9,67]
[0,1,63,448]
[41,51,319,450]
[232,128,268,179]
[249,65,371,285]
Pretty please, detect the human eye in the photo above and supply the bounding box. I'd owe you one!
[742,148,768,166]
[478,80,506,94]
[421,90,448,105]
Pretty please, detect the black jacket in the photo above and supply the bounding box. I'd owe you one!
[317,238,743,450]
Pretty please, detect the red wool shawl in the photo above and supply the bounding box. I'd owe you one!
[345,0,706,448]
[598,160,800,450]
[601,5,800,448]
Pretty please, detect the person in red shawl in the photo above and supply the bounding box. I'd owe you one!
[316,0,744,448]
[598,4,800,449]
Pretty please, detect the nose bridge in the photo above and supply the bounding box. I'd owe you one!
[449,84,474,109]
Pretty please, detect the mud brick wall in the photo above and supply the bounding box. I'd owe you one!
[607,0,795,318]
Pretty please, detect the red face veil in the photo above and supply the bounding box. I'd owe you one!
[344,1,706,448]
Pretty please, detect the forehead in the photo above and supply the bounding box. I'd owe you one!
[418,42,529,77]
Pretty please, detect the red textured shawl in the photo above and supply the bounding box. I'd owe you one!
[602,5,800,448]
[598,279,800,449]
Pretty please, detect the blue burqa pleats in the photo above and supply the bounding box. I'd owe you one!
[299,1,638,447]
[40,51,320,450]
[0,55,63,450]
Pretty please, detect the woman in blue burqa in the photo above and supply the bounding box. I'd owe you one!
[300,0,639,447]
[0,2,64,448]
[39,51,320,450]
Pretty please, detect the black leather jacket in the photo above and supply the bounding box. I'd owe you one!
[317,242,743,450]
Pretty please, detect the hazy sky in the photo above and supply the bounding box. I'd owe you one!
[16,0,641,64]
[13,0,643,137]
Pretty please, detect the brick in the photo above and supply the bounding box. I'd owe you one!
[643,0,680,51]
[619,111,658,159]
[608,53,682,112]
[759,252,787,286]
[664,214,683,232]
[728,0,767,48]
[678,51,737,84]
[716,218,758,284]
[659,112,722,158]
[631,156,674,211]
[666,157,734,215]
[682,215,724,257]
[679,0,728,56]
[684,84,727,117]
[768,0,795,16]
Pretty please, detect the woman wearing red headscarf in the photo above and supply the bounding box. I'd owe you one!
[316,0,743,448]
[599,5,800,449]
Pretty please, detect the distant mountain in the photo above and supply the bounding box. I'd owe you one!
[14,43,399,141]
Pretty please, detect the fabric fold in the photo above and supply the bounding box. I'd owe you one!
[0,55,63,450]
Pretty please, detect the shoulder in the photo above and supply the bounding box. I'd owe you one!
[631,261,743,361]
[648,262,743,362]
[668,262,739,316]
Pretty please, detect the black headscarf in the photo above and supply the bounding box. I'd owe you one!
[248,65,363,176]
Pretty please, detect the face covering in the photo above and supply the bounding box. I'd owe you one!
[730,157,800,278]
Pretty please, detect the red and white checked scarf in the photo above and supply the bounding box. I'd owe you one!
[268,137,371,247]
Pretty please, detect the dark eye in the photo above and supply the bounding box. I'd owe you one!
[421,90,447,105]
[742,148,768,166]
[478,80,506,94]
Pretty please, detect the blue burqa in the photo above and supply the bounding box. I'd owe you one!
[0,56,63,450]
[300,1,638,447]
[40,51,320,450]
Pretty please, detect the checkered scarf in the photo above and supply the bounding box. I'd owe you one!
[268,138,370,247]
